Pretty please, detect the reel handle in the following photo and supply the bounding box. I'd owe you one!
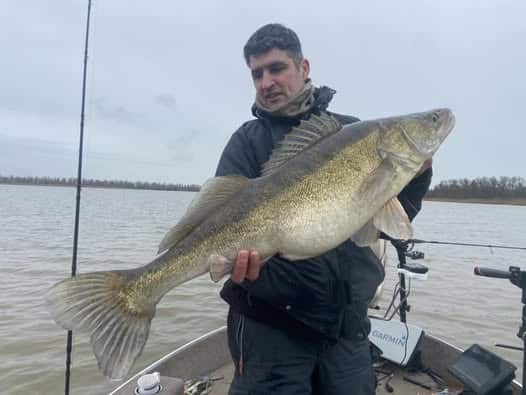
[474,267,511,279]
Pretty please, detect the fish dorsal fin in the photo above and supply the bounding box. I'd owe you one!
[158,175,249,253]
[351,197,413,246]
[261,112,342,176]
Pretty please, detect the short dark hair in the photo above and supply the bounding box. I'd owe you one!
[243,23,303,67]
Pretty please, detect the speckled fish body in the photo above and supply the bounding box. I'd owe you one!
[46,108,455,380]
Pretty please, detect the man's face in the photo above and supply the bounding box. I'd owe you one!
[248,48,310,110]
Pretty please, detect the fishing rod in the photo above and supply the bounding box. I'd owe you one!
[379,233,526,252]
[379,232,526,325]
[64,1,92,394]
[410,238,526,251]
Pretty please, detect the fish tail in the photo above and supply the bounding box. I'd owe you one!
[46,270,155,380]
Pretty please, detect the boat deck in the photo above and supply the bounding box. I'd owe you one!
[206,362,456,395]
[110,326,520,395]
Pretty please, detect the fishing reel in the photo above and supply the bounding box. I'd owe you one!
[405,250,425,260]
[380,234,428,275]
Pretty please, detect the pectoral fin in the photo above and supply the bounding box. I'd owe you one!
[358,160,396,203]
[351,198,412,247]
[351,220,380,247]
[373,197,412,240]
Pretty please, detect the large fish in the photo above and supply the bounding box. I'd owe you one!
[47,108,454,379]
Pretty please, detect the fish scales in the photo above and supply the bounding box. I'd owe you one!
[139,126,383,294]
[46,109,454,379]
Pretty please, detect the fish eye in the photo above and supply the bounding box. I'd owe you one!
[431,112,440,122]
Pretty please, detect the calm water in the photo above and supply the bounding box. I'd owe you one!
[1,184,525,394]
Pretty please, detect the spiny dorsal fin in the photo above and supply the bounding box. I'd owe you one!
[261,112,342,176]
[158,175,249,253]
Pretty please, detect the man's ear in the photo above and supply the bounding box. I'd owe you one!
[301,58,310,80]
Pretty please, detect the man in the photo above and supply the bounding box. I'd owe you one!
[215,24,432,395]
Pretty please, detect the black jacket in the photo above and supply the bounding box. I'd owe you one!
[216,87,432,340]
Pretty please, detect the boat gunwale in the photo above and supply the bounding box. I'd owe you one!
[109,326,227,394]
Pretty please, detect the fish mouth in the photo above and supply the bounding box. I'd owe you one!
[436,108,455,140]
[433,108,455,155]
[401,108,455,157]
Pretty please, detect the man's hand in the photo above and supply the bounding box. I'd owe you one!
[415,158,433,177]
[231,250,262,284]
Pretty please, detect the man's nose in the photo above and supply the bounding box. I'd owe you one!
[260,70,275,90]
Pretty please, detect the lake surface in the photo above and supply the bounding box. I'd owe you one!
[1,184,525,394]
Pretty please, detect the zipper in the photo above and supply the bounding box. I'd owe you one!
[236,314,246,375]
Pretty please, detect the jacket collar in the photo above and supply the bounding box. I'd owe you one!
[251,85,336,123]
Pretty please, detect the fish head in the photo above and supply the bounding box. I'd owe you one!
[378,108,455,171]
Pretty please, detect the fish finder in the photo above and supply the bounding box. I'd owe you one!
[447,344,516,395]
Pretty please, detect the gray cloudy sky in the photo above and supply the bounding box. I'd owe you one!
[2,0,525,185]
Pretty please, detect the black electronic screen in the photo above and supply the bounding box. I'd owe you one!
[448,344,516,395]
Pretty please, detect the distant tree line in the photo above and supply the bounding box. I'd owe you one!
[0,175,201,192]
[427,176,526,199]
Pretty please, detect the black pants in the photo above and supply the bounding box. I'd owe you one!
[227,310,375,395]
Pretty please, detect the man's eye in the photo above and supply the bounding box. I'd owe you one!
[269,64,286,74]
[251,70,262,80]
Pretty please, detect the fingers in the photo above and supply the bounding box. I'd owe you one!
[416,158,433,176]
[230,250,262,284]
[246,251,261,281]
[231,250,249,284]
